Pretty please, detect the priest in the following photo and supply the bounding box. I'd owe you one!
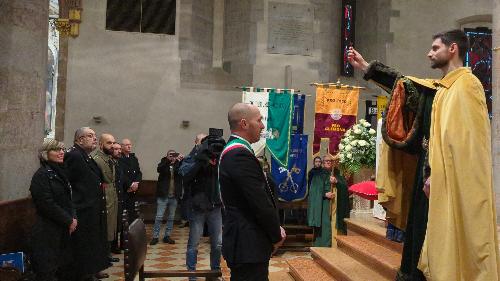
[348,29,500,281]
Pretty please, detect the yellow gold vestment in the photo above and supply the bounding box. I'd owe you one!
[417,67,500,281]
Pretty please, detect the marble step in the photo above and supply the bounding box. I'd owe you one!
[345,217,403,253]
[344,217,403,253]
[269,271,296,281]
[336,234,400,279]
[287,258,336,281]
[311,247,391,281]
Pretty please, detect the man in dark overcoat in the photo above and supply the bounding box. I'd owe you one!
[119,138,142,222]
[65,127,109,281]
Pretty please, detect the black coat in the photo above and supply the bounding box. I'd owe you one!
[64,145,109,275]
[156,158,183,199]
[119,153,142,192]
[30,162,74,274]
[182,147,221,211]
[218,137,282,264]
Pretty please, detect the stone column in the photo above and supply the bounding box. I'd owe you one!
[55,1,69,140]
[0,0,49,200]
[492,0,500,223]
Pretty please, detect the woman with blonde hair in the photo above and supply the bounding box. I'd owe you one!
[30,139,76,281]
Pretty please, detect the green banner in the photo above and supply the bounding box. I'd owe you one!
[266,89,294,167]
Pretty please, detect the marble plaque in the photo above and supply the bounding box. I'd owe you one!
[268,2,313,56]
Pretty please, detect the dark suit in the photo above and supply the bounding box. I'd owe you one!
[219,136,281,281]
[119,153,142,221]
[64,145,108,277]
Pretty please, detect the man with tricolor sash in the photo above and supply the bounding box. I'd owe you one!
[219,103,286,281]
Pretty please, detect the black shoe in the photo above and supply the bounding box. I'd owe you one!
[95,271,109,279]
[111,247,122,254]
[149,238,159,245]
[81,275,100,281]
[109,256,120,263]
[162,236,175,244]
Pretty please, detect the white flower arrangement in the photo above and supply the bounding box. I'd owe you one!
[338,119,377,174]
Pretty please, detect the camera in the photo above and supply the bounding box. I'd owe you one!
[199,128,226,159]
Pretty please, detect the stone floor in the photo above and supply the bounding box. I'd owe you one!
[104,224,311,280]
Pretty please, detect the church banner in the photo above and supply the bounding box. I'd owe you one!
[313,87,359,156]
[292,94,305,134]
[242,88,294,166]
[271,134,308,202]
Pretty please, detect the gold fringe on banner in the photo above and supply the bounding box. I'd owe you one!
[235,86,312,96]
[310,79,366,90]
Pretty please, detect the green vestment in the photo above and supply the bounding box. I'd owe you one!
[307,169,332,247]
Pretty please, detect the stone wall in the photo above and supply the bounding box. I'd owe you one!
[387,0,492,79]
[63,0,241,180]
[0,0,48,200]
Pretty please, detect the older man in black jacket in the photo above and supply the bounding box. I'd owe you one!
[219,103,286,281]
[64,127,109,281]
[119,138,142,222]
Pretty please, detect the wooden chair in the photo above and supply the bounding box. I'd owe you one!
[123,203,222,281]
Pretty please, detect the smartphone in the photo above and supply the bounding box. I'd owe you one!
[169,152,180,158]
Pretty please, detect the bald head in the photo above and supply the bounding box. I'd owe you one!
[228,103,254,130]
[195,133,207,145]
[99,133,116,155]
[227,103,263,143]
[100,133,115,144]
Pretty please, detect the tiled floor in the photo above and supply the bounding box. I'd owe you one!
[104,224,311,281]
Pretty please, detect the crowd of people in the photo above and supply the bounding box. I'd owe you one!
[30,129,142,281]
[29,102,287,281]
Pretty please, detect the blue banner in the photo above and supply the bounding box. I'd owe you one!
[271,134,308,202]
[292,94,305,134]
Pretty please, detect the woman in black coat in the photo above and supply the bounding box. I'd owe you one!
[30,139,77,281]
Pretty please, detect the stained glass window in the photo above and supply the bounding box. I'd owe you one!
[464,27,492,118]
[341,0,356,77]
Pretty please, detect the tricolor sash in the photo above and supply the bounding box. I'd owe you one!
[220,135,254,160]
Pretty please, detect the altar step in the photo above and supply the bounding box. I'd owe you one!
[287,258,337,281]
[345,217,403,252]
[288,215,403,281]
[311,247,390,281]
[336,235,400,279]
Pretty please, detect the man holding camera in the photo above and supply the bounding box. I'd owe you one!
[150,150,184,245]
[181,131,226,280]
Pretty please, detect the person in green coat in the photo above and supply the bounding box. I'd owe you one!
[307,155,335,247]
